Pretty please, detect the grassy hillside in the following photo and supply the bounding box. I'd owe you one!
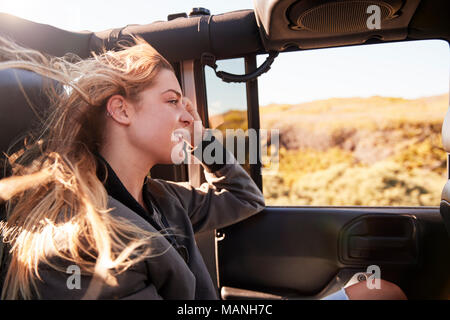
[210,94,449,206]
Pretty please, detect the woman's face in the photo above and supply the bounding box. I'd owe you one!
[127,68,193,164]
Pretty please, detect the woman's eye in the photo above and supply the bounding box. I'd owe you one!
[169,100,179,105]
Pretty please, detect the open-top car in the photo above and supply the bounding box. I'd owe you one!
[0,0,449,299]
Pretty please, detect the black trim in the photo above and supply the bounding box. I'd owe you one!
[245,54,263,192]
[194,60,210,131]
[447,153,450,180]
[2,3,449,63]
[202,51,278,83]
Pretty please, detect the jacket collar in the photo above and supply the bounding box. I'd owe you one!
[94,152,158,229]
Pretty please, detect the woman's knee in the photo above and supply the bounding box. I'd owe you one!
[377,279,407,300]
[345,279,407,300]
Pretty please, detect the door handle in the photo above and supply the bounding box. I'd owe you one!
[340,215,418,264]
[349,236,411,259]
[350,236,410,248]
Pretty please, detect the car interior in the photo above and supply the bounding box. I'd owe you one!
[0,0,449,299]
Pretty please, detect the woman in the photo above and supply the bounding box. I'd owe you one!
[0,35,265,299]
[0,36,405,300]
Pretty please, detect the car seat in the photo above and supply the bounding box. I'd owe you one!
[440,106,450,237]
[0,68,55,291]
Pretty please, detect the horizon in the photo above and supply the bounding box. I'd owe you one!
[209,92,449,114]
[258,92,449,108]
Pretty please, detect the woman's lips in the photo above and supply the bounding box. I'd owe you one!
[171,128,190,144]
[170,129,191,163]
[171,132,183,143]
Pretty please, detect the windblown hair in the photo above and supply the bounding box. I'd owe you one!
[0,35,174,299]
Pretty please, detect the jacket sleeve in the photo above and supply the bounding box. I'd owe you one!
[159,143,266,234]
[30,251,166,300]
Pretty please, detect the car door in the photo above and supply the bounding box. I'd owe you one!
[197,40,450,300]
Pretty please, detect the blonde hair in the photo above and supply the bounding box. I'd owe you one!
[0,35,175,299]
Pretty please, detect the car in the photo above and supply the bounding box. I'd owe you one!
[0,0,449,300]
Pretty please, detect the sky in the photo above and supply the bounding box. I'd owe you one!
[1,0,449,114]
[257,39,449,105]
[0,0,255,31]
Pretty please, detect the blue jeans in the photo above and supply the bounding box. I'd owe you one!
[321,287,350,300]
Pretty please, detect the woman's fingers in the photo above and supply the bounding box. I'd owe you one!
[181,96,204,147]
[182,97,201,121]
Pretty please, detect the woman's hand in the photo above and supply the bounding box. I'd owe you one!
[181,97,205,148]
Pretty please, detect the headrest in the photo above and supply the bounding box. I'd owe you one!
[0,68,52,166]
[442,106,450,152]
[441,103,450,237]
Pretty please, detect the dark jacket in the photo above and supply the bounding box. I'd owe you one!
[28,146,265,299]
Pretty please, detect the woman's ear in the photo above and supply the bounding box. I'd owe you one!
[106,95,132,125]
